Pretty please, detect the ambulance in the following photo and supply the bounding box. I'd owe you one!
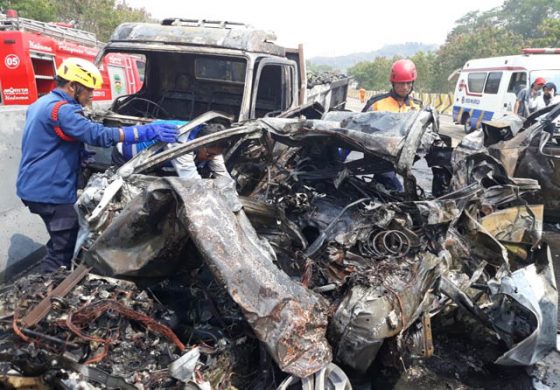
[452,48,560,133]
[0,10,143,105]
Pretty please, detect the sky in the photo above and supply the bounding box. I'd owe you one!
[125,0,506,58]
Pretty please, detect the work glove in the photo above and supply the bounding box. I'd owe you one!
[123,123,178,143]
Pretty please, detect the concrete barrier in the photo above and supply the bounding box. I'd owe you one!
[0,106,48,281]
[420,93,454,115]
[0,100,117,281]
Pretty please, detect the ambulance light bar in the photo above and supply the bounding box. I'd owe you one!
[522,48,560,54]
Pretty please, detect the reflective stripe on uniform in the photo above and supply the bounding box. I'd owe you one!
[117,142,138,161]
[51,101,77,142]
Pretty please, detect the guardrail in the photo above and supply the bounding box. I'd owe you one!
[349,89,455,115]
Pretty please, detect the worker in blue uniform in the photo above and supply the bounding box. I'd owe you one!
[16,57,178,273]
[114,122,232,180]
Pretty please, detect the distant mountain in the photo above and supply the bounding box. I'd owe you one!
[309,42,439,71]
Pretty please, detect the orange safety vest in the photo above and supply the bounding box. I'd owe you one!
[362,91,417,113]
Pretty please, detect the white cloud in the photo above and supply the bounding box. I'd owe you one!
[124,0,505,57]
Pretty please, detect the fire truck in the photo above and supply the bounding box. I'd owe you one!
[0,10,143,105]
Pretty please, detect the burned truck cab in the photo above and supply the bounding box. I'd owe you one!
[95,18,300,123]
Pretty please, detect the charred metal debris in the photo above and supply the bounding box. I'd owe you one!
[2,106,559,388]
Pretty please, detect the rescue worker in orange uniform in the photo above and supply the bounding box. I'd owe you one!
[361,59,419,191]
[362,59,418,113]
[359,87,366,103]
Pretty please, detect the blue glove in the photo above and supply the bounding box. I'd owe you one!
[123,123,178,143]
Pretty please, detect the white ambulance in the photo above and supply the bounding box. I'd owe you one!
[452,48,560,133]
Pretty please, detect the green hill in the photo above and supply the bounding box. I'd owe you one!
[309,42,438,71]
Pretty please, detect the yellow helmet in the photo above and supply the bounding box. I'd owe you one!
[56,57,103,89]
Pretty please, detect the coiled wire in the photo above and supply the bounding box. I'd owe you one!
[358,229,411,259]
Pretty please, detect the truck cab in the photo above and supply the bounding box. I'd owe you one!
[96,19,303,124]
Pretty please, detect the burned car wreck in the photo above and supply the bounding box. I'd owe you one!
[1,106,558,389]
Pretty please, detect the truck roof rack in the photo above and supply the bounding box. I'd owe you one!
[109,21,282,55]
[0,13,102,47]
[161,18,250,29]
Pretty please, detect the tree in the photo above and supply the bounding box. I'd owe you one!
[432,26,525,92]
[349,53,437,92]
[447,9,502,40]
[501,0,560,40]
[532,18,560,47]
[0,0,56,22]
[52,0,153,41]
[348,57,393,91]
[1,0,153,42]
[428,0,560,91]
[409,51,437,92]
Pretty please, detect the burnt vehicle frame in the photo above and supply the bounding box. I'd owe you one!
[63,104,558,387]
[457,102,560,221]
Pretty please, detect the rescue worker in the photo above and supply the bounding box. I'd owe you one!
[514,77,546,117]
[535,82,560,111]
[361,59,419,191]
[359,87,366,103]
[114,122,231,180]
[16,57,178,273]
[361,59,418,113]
[171,123,231,180]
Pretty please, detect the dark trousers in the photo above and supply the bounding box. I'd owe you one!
[23,201,79,273]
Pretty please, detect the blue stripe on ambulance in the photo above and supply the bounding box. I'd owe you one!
[452,105,463,122]
[452,106,493,129]
[469,110,493,129]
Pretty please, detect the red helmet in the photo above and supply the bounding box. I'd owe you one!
[390,59,417,83]
[534,77,546,86]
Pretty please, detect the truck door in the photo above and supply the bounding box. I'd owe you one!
[251,58,297,119]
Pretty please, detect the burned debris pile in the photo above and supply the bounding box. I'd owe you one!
[306,71,349,88]
[0,270,184,388]
[240,111,556,373]
[2,106,559,388]
[0,268,263,388]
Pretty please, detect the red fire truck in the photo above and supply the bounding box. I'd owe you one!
[0,10,143,105]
